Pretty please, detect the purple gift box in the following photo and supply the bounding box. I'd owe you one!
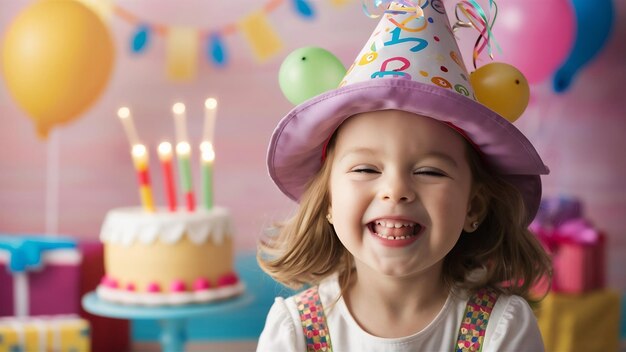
[534,196,583,229]
[0,235,82,317]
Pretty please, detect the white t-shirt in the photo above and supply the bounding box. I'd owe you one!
[257,277,544,352]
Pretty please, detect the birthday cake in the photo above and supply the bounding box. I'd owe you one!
[96,206,244,305]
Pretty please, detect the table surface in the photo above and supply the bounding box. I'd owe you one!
[82,291,255,321]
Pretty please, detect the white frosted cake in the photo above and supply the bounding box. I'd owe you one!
[96,206,244,305]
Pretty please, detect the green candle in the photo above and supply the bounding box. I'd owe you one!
[200,142,215,209]
[176,142,195,211]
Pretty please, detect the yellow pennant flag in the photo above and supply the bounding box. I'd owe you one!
[166,27,198,81]
[239,11,283,63]
[75,0,114,20]
[329,0,354,7]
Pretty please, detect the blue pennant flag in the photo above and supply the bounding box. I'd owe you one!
[131,24,151,53]
[294,0,315,19]
[208,33,228,67]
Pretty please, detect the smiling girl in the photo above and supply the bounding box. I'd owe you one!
[257,2,551,351]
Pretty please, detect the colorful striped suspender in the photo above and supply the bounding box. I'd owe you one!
[296,286,499,352]
[455,288,500,352]
[295,286,333,352]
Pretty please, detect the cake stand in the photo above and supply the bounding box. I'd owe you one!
[82,291,254,352]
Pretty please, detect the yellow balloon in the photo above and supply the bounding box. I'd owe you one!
[2,0,115,139]
[470,62,530,123]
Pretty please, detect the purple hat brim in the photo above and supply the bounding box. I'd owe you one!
[268,79,549,224]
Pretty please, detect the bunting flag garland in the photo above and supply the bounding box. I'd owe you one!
[75,0,357,81]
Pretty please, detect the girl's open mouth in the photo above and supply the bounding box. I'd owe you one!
[368,220,423,247]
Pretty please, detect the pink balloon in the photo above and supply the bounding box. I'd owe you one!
[490,0,576,83]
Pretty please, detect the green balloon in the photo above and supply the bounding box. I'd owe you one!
[279,47,346,105]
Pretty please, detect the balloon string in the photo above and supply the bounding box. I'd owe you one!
[361,0,426,18]
[453,0,501,69]
[45,130,59,236]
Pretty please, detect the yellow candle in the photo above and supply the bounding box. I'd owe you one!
[131,144,155,212]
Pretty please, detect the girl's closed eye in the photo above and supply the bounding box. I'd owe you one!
[414,167,448,177]
[351,166,380,174]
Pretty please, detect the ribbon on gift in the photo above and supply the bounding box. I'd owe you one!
[0,235,76,273]
[538,218,600,252]
[556,219,601,244]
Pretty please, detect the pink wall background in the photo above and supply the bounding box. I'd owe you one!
[1,1,625,289]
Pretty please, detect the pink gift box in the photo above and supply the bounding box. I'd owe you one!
[0,236,82,317]
[546,220,606,294]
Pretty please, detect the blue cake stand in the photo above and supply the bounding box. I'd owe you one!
[82,291,254,352]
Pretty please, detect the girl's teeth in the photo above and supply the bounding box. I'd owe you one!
[371,220,420,239]
[375,221,416,228]
[375,233,412,240]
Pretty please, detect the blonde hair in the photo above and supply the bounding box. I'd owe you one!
[258,141,354,291]
[443,147,552,302]
[258,136,551,302]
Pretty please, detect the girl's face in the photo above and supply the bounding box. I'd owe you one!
[329,110,476,279]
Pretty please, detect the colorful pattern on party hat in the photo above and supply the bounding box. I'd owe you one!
[296,286,333,352]
[339,1,475,101]
[456,288,499,352]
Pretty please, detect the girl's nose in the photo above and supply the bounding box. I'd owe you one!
[381,173,416,203]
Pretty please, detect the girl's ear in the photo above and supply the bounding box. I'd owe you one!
[464,185,489,233]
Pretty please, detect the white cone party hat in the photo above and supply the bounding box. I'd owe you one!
[339,2,474,97]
